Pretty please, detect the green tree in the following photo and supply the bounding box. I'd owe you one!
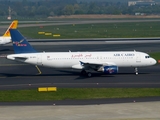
[63,5,75,15]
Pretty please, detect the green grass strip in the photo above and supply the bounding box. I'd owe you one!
[149,52,160,61]
[0,88,160,102]
[19,22,160,39]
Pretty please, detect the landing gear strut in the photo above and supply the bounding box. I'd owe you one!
[35,65,42,74]
[134,67,138,75]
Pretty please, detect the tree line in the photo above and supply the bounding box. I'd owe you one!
[0,0,160,18]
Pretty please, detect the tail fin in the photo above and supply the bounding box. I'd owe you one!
[3,20,18,37]
[9,29,37,54]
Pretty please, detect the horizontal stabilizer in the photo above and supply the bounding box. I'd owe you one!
[14,57,28,60]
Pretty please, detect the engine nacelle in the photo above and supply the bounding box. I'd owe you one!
[98,66,118,74]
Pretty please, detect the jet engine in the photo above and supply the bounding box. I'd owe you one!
[98,66,118,74]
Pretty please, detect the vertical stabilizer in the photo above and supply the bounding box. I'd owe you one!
[3,20,18,37]
[9,29,37,54]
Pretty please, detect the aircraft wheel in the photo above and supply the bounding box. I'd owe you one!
[81,70,87,76]
[87,72,92,77]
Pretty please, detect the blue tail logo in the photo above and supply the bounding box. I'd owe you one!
[13,39,27,46]
[9,29,37,54]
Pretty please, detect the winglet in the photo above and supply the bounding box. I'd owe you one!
[9,29,37,54]
[3,20,18,37]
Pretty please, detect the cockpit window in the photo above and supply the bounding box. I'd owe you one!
[145,56,150,58]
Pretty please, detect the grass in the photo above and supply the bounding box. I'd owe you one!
[0,88,160,102]
[149,52,160,61]
[18,21,160,39]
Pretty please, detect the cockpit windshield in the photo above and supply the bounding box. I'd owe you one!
[145,56,150,58]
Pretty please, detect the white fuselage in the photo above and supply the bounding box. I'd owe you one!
[7,51,157,69]
[0,36,11,45]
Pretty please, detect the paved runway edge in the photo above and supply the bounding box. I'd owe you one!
[0,96,160,106]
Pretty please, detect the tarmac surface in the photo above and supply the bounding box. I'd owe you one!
[1,19,160,29]
[0,101,160,120]
[0,64,159,90]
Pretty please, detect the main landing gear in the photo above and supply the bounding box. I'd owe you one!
[80,70,92,77]
[134,67,138,75]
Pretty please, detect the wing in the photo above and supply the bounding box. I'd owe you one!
[72,60,116,71]
[79,61,102,70]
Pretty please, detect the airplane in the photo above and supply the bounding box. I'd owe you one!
[7,29,157,77]
[0,20,18,45]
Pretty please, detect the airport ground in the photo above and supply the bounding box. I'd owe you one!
[0,42,160,120]
[0,19,160,120]
[0,101,160,120]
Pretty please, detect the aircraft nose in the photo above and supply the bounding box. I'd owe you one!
[151,58,157,65]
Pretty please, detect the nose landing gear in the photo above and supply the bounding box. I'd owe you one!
[134,67,138,75]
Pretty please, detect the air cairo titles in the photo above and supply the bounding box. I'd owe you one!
[71,54,92,58]
[113,53,135,56]
[71,53,135,58]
